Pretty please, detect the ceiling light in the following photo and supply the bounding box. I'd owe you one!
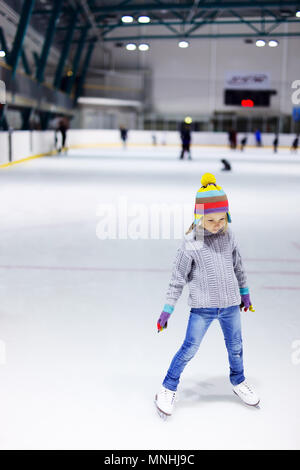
[178,40,189,48]
[138,16,150,23]
[268,40,279,47]
[138,43,149,51]
[122,15,134,23]
[296,11,300,17]
[0,50,6,58]
[256,39,266,47]
[126,43,137,51]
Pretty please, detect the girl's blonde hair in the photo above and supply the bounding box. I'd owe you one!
[185,216,228,235]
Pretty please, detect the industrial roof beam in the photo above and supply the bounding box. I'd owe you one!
[0,27,9,59]
[21,49,31,75]
[145,12,180,36]
[228,9,261,34]
[186,0,203,23]
[56,16,300,32]
[101,31,300,41]
[7,0,35,79]
[65,24,89,94]
[53,9,78,89]
[265,17,288,35]
[36,0,64,83]
[185,10,219,36]
[93,1,300,15]
[152,0,185,21]
[66,17,300,30]
[75,41,95,102]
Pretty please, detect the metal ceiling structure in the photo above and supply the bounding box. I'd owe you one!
[2,1,300,82]
[1,0,300,130]
[44,0,300,42]
[13,1,300,45]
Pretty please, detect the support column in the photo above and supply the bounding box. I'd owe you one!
[21,49,31,75]
[36,0,64,83]
[65,24,89,94]
[53,9,78,89]
[74,41,95,102]
[8,0,35,78]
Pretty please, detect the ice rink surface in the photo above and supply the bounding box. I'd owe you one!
[0,144,300,450]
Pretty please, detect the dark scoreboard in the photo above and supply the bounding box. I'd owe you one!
[224,89,277,107]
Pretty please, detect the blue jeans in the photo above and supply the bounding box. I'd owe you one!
[163,305,245,391]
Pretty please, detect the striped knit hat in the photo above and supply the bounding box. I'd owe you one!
[193,173,232,226]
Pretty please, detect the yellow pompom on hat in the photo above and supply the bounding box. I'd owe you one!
[193,172,232,225]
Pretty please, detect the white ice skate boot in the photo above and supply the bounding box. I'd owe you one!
[233,380,260,407]
[154,386,177,419]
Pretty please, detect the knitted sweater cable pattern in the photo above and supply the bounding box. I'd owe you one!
[165,226,248,309]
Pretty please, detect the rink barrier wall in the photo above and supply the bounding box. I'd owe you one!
[0,130,58,168]
[0,129,299,168]
[67,129,299,148]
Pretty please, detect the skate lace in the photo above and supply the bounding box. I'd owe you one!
[164,388,176,404]
[242,381,253,394]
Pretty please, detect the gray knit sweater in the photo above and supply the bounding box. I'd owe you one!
[165,226,247,308]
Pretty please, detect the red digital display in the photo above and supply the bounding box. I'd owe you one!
[241,99,254,107]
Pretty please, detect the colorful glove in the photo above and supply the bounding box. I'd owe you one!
[239,288,255,312]
[157,304,174,332]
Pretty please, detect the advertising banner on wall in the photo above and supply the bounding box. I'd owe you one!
[225,72,270,89]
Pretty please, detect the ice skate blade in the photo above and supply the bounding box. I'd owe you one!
[233,390,260,408]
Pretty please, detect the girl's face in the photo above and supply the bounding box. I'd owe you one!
[203,212,226,233]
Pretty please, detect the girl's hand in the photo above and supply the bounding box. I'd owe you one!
[157,304,174,332]
[240,293,255,312]
[157,311,170,332]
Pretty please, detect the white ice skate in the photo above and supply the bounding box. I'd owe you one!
[233,380,260,407]
[154,386,177,420]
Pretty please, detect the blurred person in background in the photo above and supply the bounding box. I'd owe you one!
[240,135,247,152]
[179,119,192,160]
[255,128,262,147]
[273,133,279,153]
[120,125,128,149]
[291,134,299,153]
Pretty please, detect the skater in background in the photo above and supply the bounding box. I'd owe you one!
[119,126,128,148]
[291,134,299,153]
[240,135,247,152]
[56,116,69,154]
[179,121,192,160]
[152,134,157,146]
[155,173,259,418]
[273,133,279,153]
[228,129,237,150]
[255,128,262,147]
[221,158,231,171]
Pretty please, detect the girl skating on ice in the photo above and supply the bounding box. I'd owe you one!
[155,173,259,418]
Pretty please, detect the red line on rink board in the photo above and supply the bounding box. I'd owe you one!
[0,265,300,276]
[263,287,300,290]
[0,265,169,272]
[246,258,300,263]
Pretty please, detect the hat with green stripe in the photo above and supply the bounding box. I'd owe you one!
[193,173,232,225]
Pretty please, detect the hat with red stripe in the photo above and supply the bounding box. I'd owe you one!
[193,173,232,225]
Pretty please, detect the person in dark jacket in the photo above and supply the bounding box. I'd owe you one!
[56,116,69,154]
[228,129,237,150]
[240,136,247,152]
[291,135,299,153]
[273,134,279,153]
[120,126,128,148]
[179,122,192,160]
